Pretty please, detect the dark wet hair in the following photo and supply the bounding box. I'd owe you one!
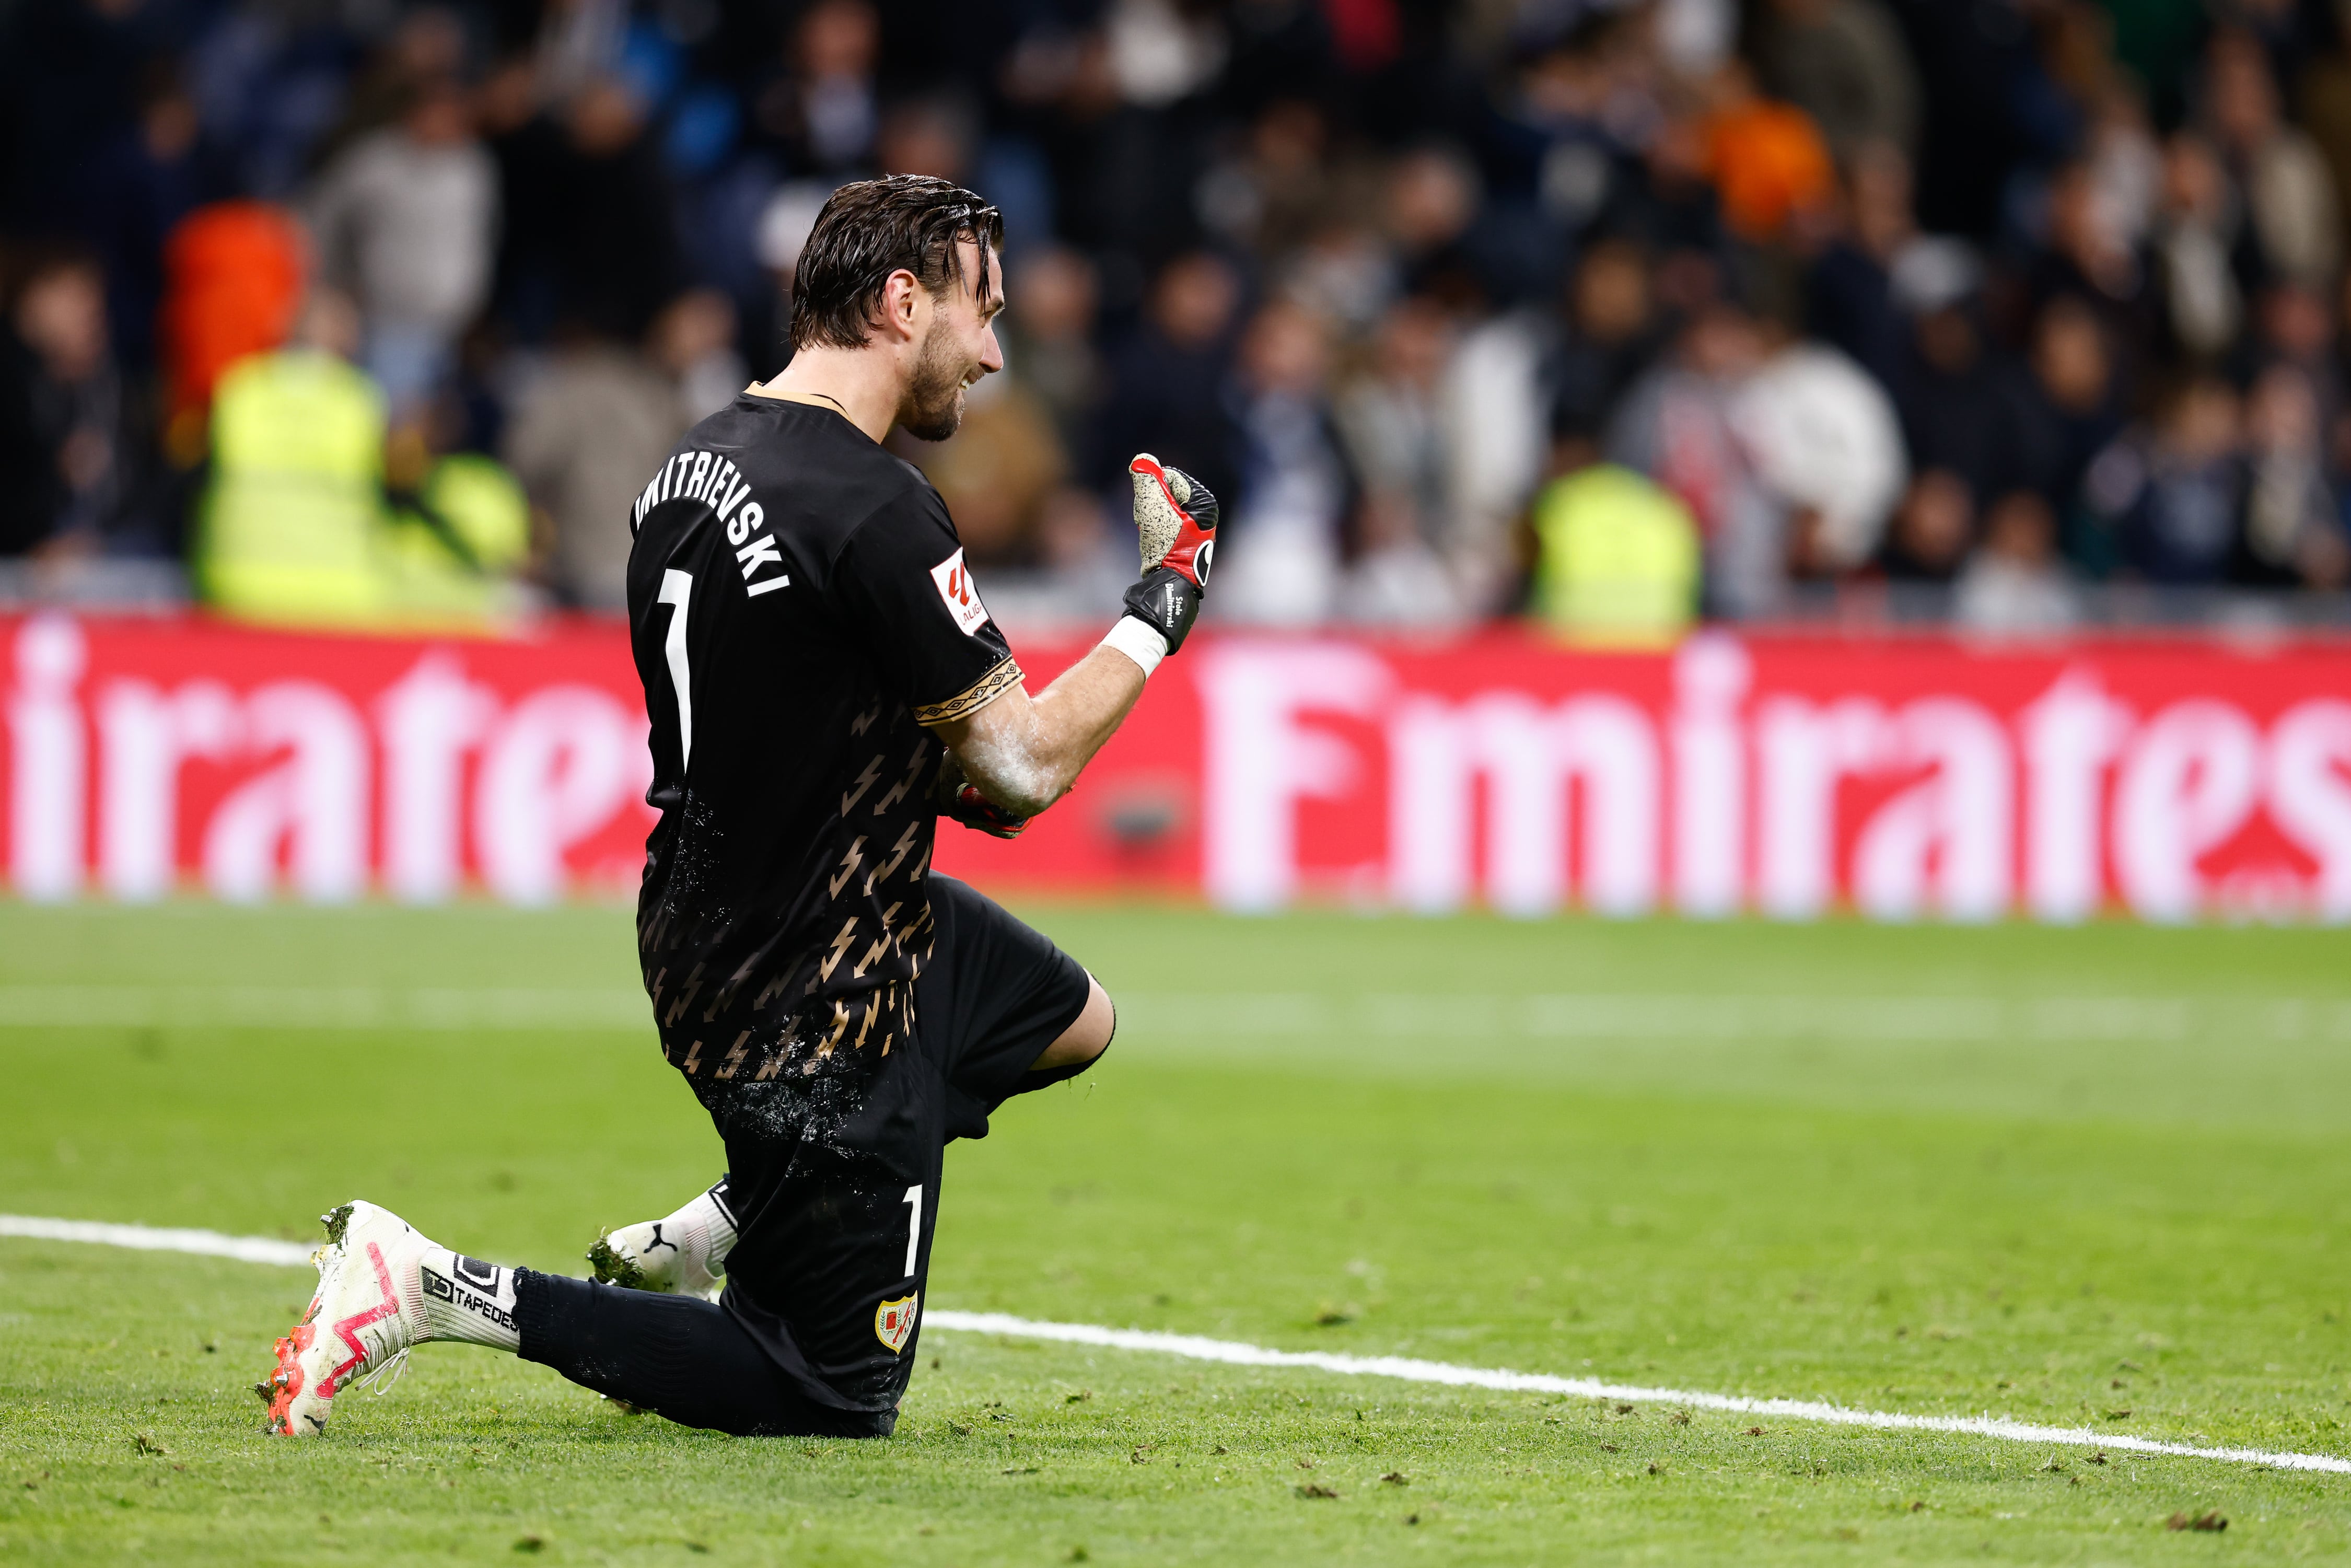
[788,175,1004,352]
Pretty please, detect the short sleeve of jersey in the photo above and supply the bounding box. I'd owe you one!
[831,483,1021,725]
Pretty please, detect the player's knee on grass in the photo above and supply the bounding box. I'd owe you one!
[1026,974,1113,1084]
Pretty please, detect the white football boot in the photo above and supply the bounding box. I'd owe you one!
[258,1201,430,1437]
[587,1180,736,1302]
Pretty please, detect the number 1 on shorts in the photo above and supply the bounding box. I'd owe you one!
[901,1184,921,1279]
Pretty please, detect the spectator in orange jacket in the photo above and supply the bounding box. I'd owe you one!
[157,202,306,450]
[1702,63,1836,242]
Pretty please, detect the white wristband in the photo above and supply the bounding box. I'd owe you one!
[1100,615,1169,677]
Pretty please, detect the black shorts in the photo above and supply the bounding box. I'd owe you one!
[691,874,1096,1427]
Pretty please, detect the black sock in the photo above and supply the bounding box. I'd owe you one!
[512,1270,890,1438]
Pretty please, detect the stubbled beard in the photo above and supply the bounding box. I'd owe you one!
[899,322,968,442]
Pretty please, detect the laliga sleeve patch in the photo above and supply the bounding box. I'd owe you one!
[875,1290,919,1353]
[929,549,990,635]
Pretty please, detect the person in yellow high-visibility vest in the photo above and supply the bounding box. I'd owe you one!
[195,290,528,631]
[197,291,390,624]
[1530,460,1701,648]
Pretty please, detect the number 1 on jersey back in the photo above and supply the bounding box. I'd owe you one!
[659,569,693,770]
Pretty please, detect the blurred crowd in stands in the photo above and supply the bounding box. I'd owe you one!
[6,0,2351,636]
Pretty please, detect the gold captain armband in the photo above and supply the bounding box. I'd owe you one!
[912,655,1022,726]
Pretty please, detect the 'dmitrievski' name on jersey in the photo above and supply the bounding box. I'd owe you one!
[633,448,790,599]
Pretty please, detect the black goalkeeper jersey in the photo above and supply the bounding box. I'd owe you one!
[625,393,1020,1116]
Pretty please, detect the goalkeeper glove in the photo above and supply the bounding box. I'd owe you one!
[1119,454,1218,655]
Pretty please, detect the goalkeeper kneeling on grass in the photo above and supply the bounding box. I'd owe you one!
[258,175,1216,1438]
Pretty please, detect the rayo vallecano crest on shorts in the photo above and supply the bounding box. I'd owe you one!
[874,1291,919,1353]
[929,549,988,635]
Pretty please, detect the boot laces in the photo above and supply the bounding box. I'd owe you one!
[356,1345,412,1398]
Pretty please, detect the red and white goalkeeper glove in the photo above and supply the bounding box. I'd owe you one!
[1108,454,1218,668]
[1130,453,1218,590]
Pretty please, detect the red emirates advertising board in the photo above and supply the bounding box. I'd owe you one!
[3,613,2349,923]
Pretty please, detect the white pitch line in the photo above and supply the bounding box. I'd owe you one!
[5,1215,2342,1476]
[0,1214,314,1267]
[923,1311,2350,1474]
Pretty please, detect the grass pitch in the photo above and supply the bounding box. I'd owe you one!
[2,900,2349,1563]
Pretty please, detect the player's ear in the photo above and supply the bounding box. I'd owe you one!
[887,268,924,338]
[865,270,911,344]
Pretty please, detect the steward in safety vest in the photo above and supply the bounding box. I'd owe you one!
[1530,462,1701,649]
[195,292,528,632]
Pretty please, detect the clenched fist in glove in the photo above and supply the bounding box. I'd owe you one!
[1116,454,1218,657]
